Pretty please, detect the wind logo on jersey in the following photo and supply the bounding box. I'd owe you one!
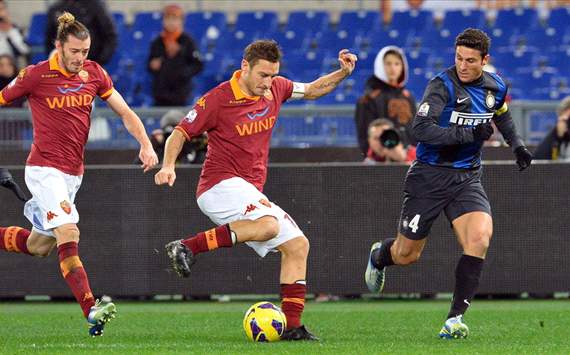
[46,94,94,109]
[449,111,493,126]
[57,83,84,94]
[235,116,276,136]
[246,106,270,120]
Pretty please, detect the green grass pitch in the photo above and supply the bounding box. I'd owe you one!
[1,300,569,354]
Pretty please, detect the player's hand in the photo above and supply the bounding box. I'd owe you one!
[139,145,159,173]
[0,168,28,202]
[338,49,357,76]
[514,146,532,171]
[155,166,176,187]
[472,122,494,141]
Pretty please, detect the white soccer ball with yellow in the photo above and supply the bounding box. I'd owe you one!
[243,301,287,342]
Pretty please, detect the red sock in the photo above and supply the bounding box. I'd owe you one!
[58,242,95,318]
[0,226,32,255]
[281,282,306,329]
[181,224,233,255]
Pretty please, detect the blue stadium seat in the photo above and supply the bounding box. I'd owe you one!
[492,51,533,74]
[216,30,258,53]
[132,12,163,37]
[408,28,453,51]
[185,11,227,40]
[287,11,329,33]
[487,26,518,50]
[522,27,559,52]
[112,12,125,30]
[235,11,278,35]
[337,11,380,34]
[363,28,409,52]
[547,7,570,31]
[440,9,486,34]
[27,13,47,46]
[285,51,324,73]
[493,8,539,33]
[310,30,356,52]
[269,29,310,53]
[390,9,433,34]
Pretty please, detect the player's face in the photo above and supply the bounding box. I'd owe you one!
[163,15,183,32]
[384,53,403,84]
[455,46,489,83]
[242,59,279,96]
[57,35,91,74]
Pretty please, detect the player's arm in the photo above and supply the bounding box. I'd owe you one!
[154,129,185,187]
[302,49,357,100]
[493,102,532,170]
[106,90,158,172]
[0,67,32,106]
[412,78,491,145]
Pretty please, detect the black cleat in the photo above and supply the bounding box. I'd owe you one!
[165,239,195,277]
[281,325,319,341]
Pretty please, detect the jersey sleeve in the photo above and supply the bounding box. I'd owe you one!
[0,66,34,105]
[492,78,524,150]
[272,76,293,103]
[176,93,218,140]
[95,64,114,100]
[412,77,476,145]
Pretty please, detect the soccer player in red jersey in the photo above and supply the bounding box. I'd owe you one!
[155,40,357,341]
[0,13,158,336]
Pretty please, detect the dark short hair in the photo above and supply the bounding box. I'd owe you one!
[455,28,490,57]
[56,12,90,43]
[243,39,282,67]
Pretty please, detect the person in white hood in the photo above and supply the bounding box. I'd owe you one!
[355,45,417,156]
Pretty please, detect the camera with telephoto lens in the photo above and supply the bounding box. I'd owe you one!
[379,128,401,149]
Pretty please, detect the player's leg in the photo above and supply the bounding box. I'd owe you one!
[440,177,492,339]
[0,226,34,255]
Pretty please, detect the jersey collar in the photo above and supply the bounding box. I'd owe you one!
[49,53,73,78]
[230,70,260,101]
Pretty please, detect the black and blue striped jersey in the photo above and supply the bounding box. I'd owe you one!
[413,66,524,169]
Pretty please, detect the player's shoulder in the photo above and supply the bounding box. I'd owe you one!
[82,60,108,76]
[483,71,507,91]
[18,61,48,81]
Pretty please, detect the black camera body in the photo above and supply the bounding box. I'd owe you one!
[379,128,401,149]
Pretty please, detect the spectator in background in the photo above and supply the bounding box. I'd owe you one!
[534,96,570,160]
[148,4,203,107]
[0,54,24,107]
[364,118,416,164]
[355,45,416,157]
[45,0,117,65]
[0,0,29,67]
[135,109,207,165]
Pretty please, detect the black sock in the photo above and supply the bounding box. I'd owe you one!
[447,254,484,319]
[371,238,395,269]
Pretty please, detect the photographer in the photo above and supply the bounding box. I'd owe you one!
[135,109,207,165]
[534,96,570,160]
[364,118,416,164]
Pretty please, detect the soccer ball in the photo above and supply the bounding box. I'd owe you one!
[243,301,287,342]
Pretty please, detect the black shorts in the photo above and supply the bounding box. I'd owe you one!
[398,161,491,240]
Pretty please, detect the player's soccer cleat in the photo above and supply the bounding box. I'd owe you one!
[365,242,386,293]
[165,239,196,278]
[439,315,469,339]
[87,298,117,337]
[281,325,319,341]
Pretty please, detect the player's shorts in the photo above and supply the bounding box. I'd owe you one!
[23,166,82,237]
[197,177,304,257]
[398,161,491,240]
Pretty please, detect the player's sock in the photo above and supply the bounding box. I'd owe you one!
[58,241,96,317]
[447,254,484,319]
[281,280,306,329]
[371,238,395,269]
[0,226,32,255]
[181,224,234,255]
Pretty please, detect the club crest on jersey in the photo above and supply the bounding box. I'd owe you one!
[185,109,197,123]
[78,70,89,83]
[417,102,429,117]
[485,91,495,109]
[196,96,206,109]
[60,200,72,214]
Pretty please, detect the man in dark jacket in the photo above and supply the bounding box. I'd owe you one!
[148,4,203,106]
[45,0,117,65]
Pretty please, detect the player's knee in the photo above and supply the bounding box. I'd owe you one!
[259,217,280,240]
[467,232,491,252]
[280,235,309,260]
[394,248,421,265]
[54,224,80,244]
[28,239,56,257]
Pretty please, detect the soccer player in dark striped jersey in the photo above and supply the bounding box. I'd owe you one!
[365,28,532,339]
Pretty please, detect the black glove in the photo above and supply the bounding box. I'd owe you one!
[514,146,532,171]
[472,122,494,141]
[0,168,28,202]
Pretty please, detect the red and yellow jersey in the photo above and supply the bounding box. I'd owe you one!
[177,70,293,197]
[0,53,114,175]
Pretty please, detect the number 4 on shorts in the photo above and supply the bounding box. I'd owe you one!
[409,214,420,233]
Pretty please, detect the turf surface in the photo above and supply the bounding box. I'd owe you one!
[1,300,569,354]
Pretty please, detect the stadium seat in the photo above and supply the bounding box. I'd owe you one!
[132,12,163,36]
[440,9,486,34]
[390,9,433,34]
[547,7,570,31]
[234,11,279,36]
[309,30,356,52]
[216,30,259,53]
[27,13,47,46]
[287,11,329,33]
[185,11,227,40]
[493,8,539,33]
[337,11,381,34]
[269,29,310,53]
